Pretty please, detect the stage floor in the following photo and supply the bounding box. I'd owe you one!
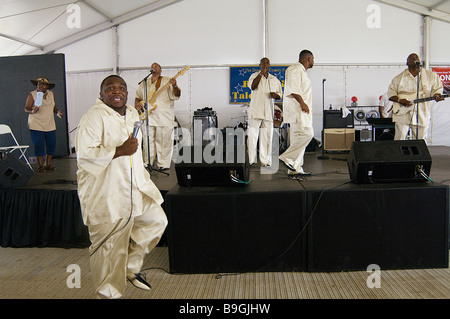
[19,145,450,192]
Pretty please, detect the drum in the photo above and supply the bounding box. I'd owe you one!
[274,109,283,127]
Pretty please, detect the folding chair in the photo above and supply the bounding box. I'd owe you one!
[0,124,32,170]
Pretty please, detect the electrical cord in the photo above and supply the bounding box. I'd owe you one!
[230,171,252,184]
[215,179,351,278]
[416,165,433,182]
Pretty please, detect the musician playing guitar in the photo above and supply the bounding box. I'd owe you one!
[135,62,181,170]
[388,53,445,140]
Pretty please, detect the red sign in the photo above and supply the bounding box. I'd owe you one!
[432,67,450,94]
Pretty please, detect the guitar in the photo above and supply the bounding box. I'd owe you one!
[393,93,448,116]
[138,65,190,120]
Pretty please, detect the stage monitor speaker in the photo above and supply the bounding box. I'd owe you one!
[175,145,249,187]
[347,140,432,184]
[0,155,34,188]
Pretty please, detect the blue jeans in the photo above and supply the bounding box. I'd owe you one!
[30,130,56,157]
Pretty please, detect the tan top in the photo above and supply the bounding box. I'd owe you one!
[28,90,56,131]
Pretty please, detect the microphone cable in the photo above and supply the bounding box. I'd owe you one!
[89,130,136,257]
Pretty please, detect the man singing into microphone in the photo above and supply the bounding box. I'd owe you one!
[247,57,282,167]
[388,53,444,140]
[76,75,167,299]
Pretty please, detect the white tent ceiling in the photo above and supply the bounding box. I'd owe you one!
[0,0,449,58]
[0,0,183,56]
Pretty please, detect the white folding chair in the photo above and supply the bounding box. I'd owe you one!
[0,124,32,170]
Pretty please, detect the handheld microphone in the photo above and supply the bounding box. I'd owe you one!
[132,121,142,138]
[35,91,43,107]
[415,61,421,69]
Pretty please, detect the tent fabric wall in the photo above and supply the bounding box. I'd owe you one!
[55,0,450,147]
[268,0,422,64]
[117,0,263,67]
[430,19,450,64]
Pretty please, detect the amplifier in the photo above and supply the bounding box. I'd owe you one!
[324,128,355,151]
[324,110,354,129]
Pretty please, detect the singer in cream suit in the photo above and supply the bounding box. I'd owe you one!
[76,75,167,299]
[247,58,283,166]
[135,63,181,170]
[279,50,315,176]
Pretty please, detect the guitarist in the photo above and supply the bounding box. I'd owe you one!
[388,53,444,140]
[135,63,181,170]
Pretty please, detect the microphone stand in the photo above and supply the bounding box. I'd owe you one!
[318,78,329,160]
[138,72,153,174]
[415,64,421,140]
[138,72,169,176]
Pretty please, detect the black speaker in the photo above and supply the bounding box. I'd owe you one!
[0,155,34,188]
[374,127,395,140]
[324,110,354,128]
[175,145,249,187]
[347,140,432,184]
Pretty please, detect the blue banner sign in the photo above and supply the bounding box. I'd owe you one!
[229,65,288,104]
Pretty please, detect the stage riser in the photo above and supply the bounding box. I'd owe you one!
[0,189,169,248]
[166,190,307,273]
[307,186,449,271]
[166,184,449,274]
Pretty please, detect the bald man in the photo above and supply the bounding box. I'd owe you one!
[388,53,444,140]
[247,57,282,166]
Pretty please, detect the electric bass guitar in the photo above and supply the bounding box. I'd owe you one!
[138,65,190,120]
[393,93,448,116]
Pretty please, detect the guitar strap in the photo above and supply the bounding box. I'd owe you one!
[150,76,162,95]
[155,76,162,91]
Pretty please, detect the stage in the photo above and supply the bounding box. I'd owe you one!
[0,145,449,273]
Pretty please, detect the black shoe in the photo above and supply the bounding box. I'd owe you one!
[280,160,296,171]
[287,170,312,177]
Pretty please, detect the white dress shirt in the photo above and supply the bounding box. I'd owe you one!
[282,62,313,127]
[388,68,443,126]
[247,72,283,121]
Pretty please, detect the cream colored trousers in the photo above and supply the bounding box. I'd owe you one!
[279,124,314,173]
[394,122,428,141]
[247,118,274,166]
[142,125,174,169]
[87,198,168,299]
